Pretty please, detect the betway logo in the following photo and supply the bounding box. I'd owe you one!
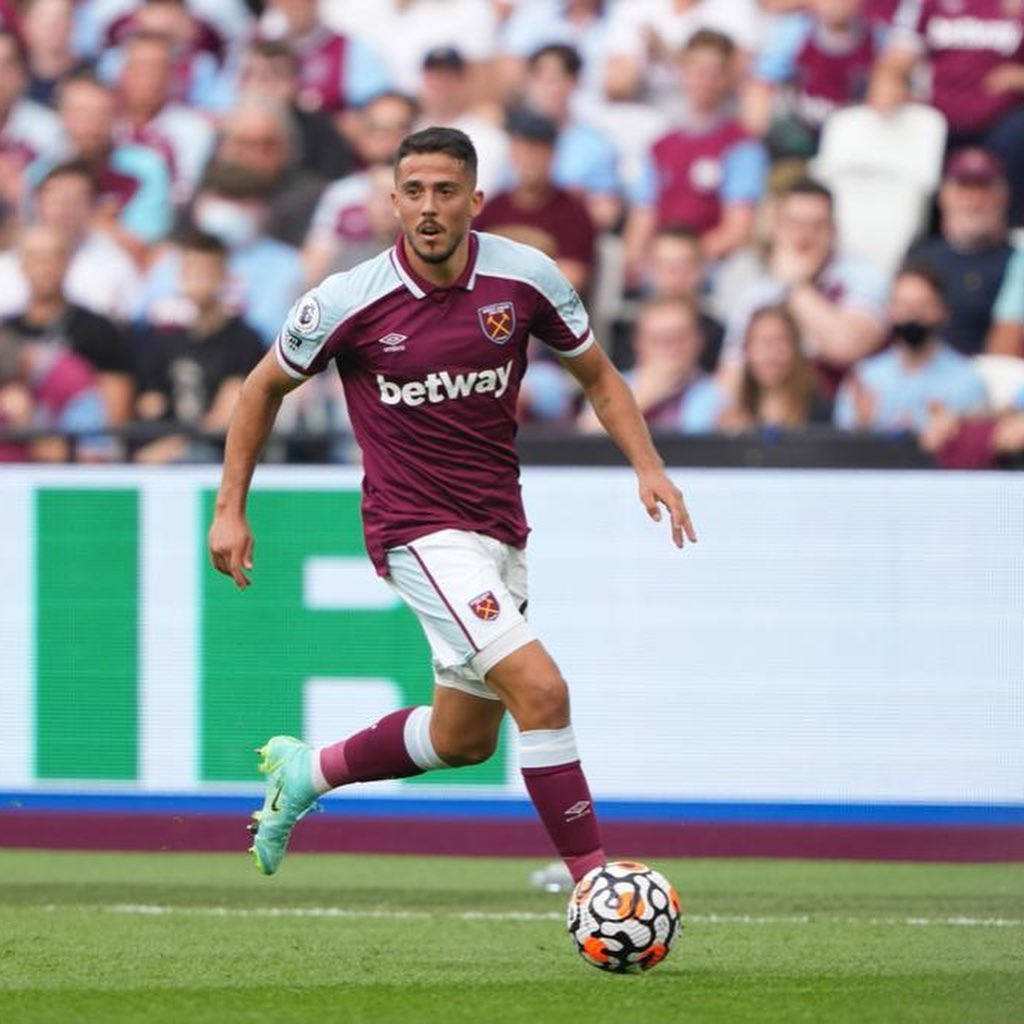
[376,360,513,407]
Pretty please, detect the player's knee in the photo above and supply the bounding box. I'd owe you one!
[433,728,498,767]
[517,673,570,730]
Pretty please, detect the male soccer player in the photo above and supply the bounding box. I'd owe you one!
[208,127,696,882]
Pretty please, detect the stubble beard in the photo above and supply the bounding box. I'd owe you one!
[407,227,464,265]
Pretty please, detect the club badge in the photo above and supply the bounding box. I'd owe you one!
[469,591,501,621]
[477,301,516,345]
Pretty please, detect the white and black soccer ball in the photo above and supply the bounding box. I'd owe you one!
[566,860,681,973]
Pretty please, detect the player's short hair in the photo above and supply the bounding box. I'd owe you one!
[682,28,735,60]
[779,176,834,210]
[394,126,478,182]
[38,158,100,196]
[177,227,229,259]
[528,43,583,78]
[894,260,950,307]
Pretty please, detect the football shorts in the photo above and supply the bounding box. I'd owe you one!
[385,528,535,701]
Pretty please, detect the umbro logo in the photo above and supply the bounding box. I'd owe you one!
[564,800,591,822]
[379,332,408,352]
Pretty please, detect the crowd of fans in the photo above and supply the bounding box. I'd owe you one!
[0,0,1023,468]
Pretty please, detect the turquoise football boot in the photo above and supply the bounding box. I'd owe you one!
[247,736,319,875]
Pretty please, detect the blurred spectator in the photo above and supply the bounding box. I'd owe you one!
[474,108,595,293]
[870,0,1024,225]
[919,391,1024,468]
[3,222,133,423]
[580,295,725,432]
[745,0,881,157]
[0,159,140,320]
[716,178,888,395]
[0,322,109,462]
[212,94,325,248]
[302,162,398,284]
[236,38,358,181]
[990,244,1024,357]
[115,30,216,205]
[497,1,609,106]
[92,0,235,110]
[602,0,761,107]
[256,0,391,121]
[46,70,172,252]
[518,339,578,424]
[322,0,500,99]
[720,304,833,431]
[907,147,1017,357]
[135,162,303,341]
[133,229,264,464]
[521,43,621,230]
[345,90,418,170]
[22,0,83,107]
[0,28,63,219]
[646,227,723,372]
[834,262,988,431]
[624,30,768,271]
[416,46,508,198]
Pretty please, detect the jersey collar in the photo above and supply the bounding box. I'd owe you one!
[390,230,480,299]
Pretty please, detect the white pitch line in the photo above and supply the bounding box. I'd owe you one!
[36,904,1024,928]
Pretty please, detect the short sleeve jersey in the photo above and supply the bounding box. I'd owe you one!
[275,231,594,573]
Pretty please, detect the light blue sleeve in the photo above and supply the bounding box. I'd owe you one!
[754,13,812,83]
[993,247,1024,324]
[679,378,725,433]
[833,379,857,429]
[628,151,657,207]
[721,140,768,204]
[56,389,107,433]
[950,366,989,415]
[553,127,621,195]
[836,256,890,317]
[112,146,173,244]
[344,36,393,107]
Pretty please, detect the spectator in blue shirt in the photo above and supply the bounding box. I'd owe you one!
[990,244,1024,358]
[835,263,989,432]
[520,43,621,230]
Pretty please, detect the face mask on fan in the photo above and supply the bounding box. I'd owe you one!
[891,320,938,351]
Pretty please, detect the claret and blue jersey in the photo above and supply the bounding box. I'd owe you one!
[274,230,594,574]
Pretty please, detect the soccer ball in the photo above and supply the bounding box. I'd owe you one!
[566,860,681,973]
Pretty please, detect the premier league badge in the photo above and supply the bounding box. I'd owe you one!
[469,591,501,621]
[477,301,516,345]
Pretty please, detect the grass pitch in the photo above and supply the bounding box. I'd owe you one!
[1,850,1021,1024]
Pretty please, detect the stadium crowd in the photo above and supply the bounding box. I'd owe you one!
[0,0,1023,468]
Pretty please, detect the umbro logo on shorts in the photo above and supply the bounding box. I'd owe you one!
[469,591,501,621]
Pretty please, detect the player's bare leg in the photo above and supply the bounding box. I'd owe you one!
[485,640,606,883]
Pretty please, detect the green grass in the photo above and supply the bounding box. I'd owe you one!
[1,851,1022,1023]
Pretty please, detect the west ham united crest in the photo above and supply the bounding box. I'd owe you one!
[477,301,516,345]
[469,591,501,621]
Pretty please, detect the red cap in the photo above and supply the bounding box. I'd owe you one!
[944,147,1005,184]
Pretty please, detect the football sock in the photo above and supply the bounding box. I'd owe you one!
[519,726,605,883]
[315,706,448,792]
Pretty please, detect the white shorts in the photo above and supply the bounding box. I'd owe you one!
[385,528,535,701]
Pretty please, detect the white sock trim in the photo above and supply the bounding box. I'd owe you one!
[403,705,449,771]
[310,748,331,795]
[518,726,579,770]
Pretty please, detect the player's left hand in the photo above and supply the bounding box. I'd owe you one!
[638,469,697,549]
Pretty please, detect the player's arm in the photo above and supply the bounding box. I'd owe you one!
[562,343,697,548]
[209,349,304,588]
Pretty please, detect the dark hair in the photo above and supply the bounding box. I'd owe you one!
[394,126,478,181]
[360,89,419,119]
[528,43,583,78]
[245,38,300,74]
[780,177,834,209]
[653,225,702,248]
[57,69,112,103]
[38,158,99,196]
[199,161,271,201]
[683,28,735,59]
[177,227,228,258]
[894,260,949,306]
[740,305,818,427]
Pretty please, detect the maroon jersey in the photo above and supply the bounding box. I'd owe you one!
[295,28,350,114]
[795,21,876,126]
[274,231,594,573]
[474,187,597,277]
[892,0,1024,132]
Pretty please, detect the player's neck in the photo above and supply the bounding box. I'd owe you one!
[400,233,470,288]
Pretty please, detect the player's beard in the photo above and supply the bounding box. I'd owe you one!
[407,226,464,265]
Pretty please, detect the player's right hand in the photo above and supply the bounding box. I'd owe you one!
[209,513,254,589]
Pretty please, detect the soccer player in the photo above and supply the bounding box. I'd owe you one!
[208,127,696,883]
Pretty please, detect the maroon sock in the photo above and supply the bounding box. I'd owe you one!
[319,707,424,787]
[522,761,605,883]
